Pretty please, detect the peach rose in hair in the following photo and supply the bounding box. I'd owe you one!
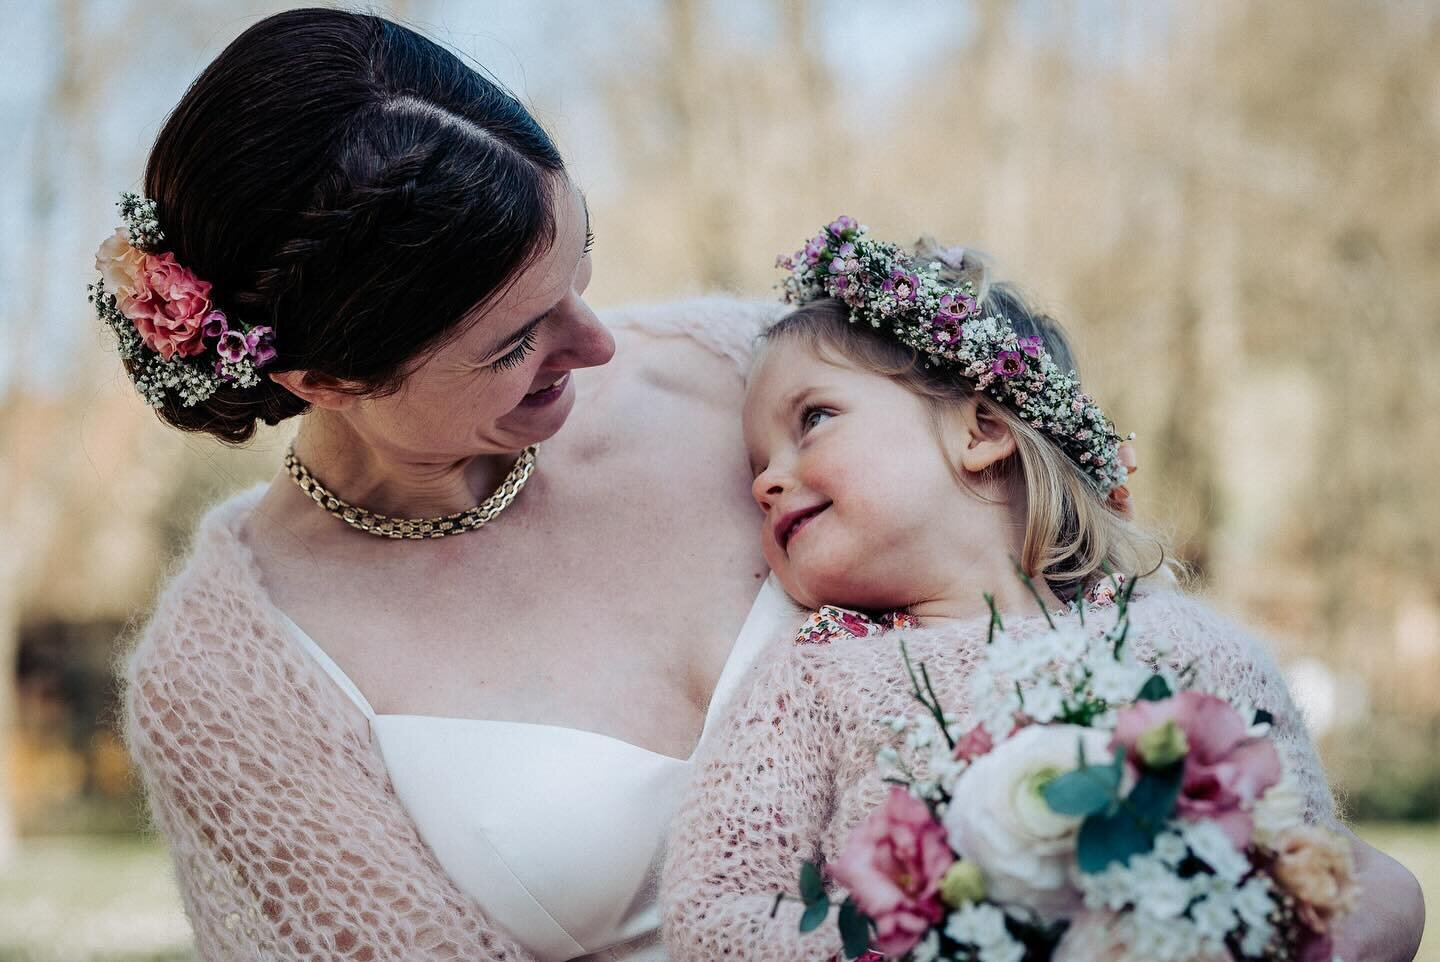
[95,228,145,298]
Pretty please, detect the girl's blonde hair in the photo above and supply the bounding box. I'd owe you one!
[762,259,1173,598]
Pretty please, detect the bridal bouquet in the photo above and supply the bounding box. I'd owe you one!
[787,577,1356,962]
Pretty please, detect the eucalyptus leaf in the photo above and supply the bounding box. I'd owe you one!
[1077,807,1155,873]
[838,898,873,959]
[1125,767,1183,830]
[799,895,830,933]
[799,861,825,902]
[1042,764,1120,816]
[1136,675,1172,702]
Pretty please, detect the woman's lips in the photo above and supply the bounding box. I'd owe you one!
[780,503,829,551]
[518,372,570,408]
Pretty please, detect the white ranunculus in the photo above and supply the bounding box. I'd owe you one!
[943,724,1112,921]
[1251,774,1306,846]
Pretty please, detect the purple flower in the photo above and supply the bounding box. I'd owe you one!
[936,292,976,322]
[1019,335,1044,358]
[930,324,961,347]
[246,326,277,367]
[883,269,920,303]
[216,330,250,363]
[992,351,1027,378]
[803,237,826,264]
[775,253,795,270]
[837,242,856,258]
[829,256,848,273]
[201,310,229,339]
[827,215,858,235]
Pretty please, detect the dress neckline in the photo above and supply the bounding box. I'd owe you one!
[277,574,794,765]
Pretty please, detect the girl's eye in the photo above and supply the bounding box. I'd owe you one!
[490,328,539,371]
[801,406,833,432]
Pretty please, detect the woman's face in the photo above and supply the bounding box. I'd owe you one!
[742,337,990,611]
[346,177,614,461]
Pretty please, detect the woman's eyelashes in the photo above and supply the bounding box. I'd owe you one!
[490,327,539,371]
[583,229,596,256]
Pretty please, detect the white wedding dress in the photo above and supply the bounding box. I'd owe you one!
[277,576,796,962]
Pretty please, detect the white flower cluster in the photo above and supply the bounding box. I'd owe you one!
[966,619,1173,743]
[944,903,1026,962]
[88,277,222,408]
[1076,823,1279,962]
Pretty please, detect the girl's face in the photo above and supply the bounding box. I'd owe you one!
[742,337,992,611]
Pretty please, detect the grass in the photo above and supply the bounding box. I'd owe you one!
[0,826,1435,961]
[0,835,195,962]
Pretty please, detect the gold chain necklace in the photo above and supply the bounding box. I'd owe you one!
[283,444,538,540]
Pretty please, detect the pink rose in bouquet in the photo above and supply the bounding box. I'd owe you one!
[829,786,954,955]
[1114,691,1282,848]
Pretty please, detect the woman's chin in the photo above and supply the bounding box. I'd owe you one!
[497,377,577,442]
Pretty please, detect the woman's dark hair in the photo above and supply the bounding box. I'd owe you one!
[141,8,566,443]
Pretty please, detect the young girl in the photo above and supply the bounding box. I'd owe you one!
[656,220,1401,961]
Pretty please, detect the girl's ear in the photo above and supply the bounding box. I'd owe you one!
[950,397,1018,475]
[268,370,365,411]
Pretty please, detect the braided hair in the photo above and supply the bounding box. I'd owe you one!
[143,8,565,443]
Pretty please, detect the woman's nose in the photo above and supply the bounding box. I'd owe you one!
[553,298,616,370]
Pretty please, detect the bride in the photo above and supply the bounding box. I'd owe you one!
[116,8,1422,962]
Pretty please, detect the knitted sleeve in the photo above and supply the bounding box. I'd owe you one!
[659,643,848,962]
[1134,591,1338,826]
[121,587,538,962]
[602,297,784,376]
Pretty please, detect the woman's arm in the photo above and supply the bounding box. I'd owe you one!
[659,643,848,962]
[123,618,537,962]
[1334,830,1425,962]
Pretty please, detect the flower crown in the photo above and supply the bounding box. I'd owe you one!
[88,192,276,408]
[777,216,1132,494]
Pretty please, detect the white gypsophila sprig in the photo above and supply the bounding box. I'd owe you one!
[1074,825,1279,962]
[118,192,164,248]
[943,903,1025,962]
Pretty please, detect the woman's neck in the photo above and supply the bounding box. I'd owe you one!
[289,412,521,519]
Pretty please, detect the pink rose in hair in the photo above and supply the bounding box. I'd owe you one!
[1113,691,1282,849]
[829,786,952,955]
[120,252,214,361]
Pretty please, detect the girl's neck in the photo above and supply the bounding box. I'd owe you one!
[903,499,1065,626]
[289,412,519,519]
[905,570,1063,627]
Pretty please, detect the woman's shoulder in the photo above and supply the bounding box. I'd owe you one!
[121,484,285,703]
[601,295,785,378]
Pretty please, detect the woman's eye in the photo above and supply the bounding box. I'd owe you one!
[490,328,538,371]
[801,406,833,431]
